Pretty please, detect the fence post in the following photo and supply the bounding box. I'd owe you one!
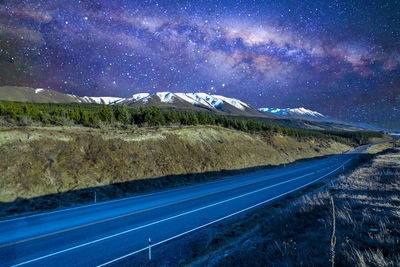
[149,238,151,261]
[330,196,336,267]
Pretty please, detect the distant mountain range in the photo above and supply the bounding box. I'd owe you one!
[258,107,327,121]
[0,86,276,118]
[118,92,272,118]
[0,86,379,131]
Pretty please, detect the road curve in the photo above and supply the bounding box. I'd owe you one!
[0,146,368,266]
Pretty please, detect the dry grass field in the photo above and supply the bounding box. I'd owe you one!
[0,125,351,203]
[0,124,351,218]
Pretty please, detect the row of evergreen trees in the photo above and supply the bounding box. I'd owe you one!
[0,101,382,145]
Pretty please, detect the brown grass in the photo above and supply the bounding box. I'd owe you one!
[364,142,393,154]
[0,125,351,205]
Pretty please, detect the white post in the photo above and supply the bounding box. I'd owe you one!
[284,163,286,168]
[342,165,345,171]
[149,238,151,261]
[94,192,97,203]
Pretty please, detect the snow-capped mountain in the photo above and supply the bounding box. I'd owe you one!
[2,86,340,121]
[68,95,125,105]
[258,107,326,121]
[117,92,264,116]
[68,91,253,111]
[0,86,269,117]
[0,86,378,130]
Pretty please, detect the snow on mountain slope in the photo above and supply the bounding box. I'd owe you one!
[87,97,124,105]
[212,95,249,111]
[128,92,253,113]
[131,93,150,103]
[67,95,125,104]
[258,107,326,119]
[198,93,224,109]
[175,93,217,109]
[287,108,325,118]
[174,93,204,106]
[258,108,287,115]
[66,92,152,105]
[67,94,84,103]
[60,91,255,113]
[288,108,325,117]
[33,88,318,119]
[156,92,174,103]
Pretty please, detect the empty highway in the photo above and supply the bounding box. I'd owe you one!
[0,146,368,266]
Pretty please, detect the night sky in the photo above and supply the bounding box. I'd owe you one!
[1,1,399,129]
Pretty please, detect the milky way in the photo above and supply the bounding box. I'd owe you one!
[0,0,399,128]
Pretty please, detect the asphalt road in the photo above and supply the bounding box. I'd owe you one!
[0,146,368,266]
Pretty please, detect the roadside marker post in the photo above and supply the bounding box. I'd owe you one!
[149,238,151,261]
[94,192,97,203]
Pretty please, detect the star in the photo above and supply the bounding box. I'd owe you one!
[0,0,398,129]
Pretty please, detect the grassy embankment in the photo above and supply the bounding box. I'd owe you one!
[0,124,352,218]
[183,143,399,267]
[0,101,383,218]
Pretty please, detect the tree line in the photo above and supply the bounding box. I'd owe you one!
[0,101,382,145]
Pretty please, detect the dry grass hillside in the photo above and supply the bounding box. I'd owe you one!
[0,86,78,103]
[0,125,351,204]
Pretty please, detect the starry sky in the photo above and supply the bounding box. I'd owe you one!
[0,0,399,129]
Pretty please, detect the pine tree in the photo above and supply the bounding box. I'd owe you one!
[246,119,256,131]
[150,106,165,125]
[197,111,207,125]
[119,104,132,124]
[88,111,98,124]
[6,102,18,120]
[238,120,248,131]
[166,109,179,124]
[205,113,216,125]
[112,104,131,124]
[21,103,32,116]
[79,108,90,125]
[100,104,111,122]
[70,107,81,124]
[40,111,51,124]
[187,112,199,125]
[30,105,41,121]
[0,102,5,116]
[179,113,189,125]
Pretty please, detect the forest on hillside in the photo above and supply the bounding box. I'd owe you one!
[0,101,382,145]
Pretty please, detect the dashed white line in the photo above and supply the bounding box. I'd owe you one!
[11,158,352,267]
[11,171,317,267]
[98,159,351,266]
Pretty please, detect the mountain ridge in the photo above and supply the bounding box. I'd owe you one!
[258,107,327,121]
[0,86,324,119]
[0,86,381,131]
[0,86,277,118]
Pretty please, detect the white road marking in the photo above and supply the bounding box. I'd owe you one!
[11,171,318,266]
[1,159,339,250]
[11,158,352,267]
[98,158,352,266]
